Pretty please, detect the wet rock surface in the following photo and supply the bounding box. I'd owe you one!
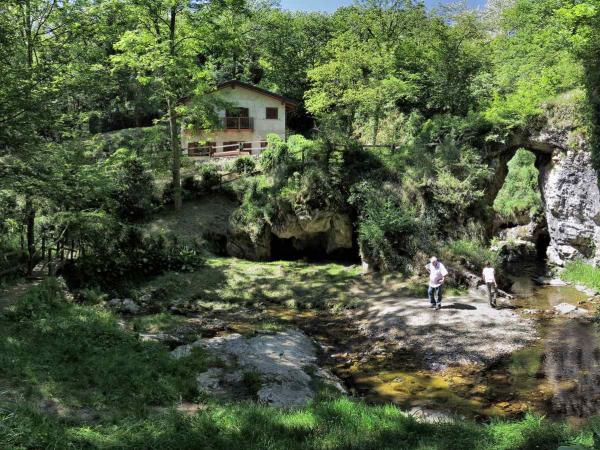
[171,329,345,408]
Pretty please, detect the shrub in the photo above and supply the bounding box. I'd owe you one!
[198,163,221,192]
[443,239,500,272]
[349,181,433,272]
[114,158,158,220]
[62,227,204,292]
[232,156,256,175]
[182,174,200,192]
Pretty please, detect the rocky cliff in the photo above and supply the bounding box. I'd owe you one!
[539,148,600,266]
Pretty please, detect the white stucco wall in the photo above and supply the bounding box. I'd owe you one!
[182,85,288,154]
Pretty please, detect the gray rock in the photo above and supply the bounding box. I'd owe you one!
[553,303,578,314]
[139,332,185,348]
[196,368,224,392]
[533,277,569,286]
[257,383,315,408]
[498,222,542,243]
[107,298,122,307]
[538,149,600,267]
[121,299,141,315]
[170,330,345,408]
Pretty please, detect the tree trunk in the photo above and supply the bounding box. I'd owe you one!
[168,97,182,210]
[168,6,182,210]
[25,197,35,276]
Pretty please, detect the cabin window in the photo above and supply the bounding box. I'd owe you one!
[266,107,279,120]
[225,107,249,118]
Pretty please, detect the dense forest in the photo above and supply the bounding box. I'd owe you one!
[2,0,600,448]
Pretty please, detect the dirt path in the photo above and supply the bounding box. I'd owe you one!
[348,282,538,368]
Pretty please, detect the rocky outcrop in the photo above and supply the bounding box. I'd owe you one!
[171,330,345,408]
[226,223,272,261]
[538,149,600,266]
[490,98,600,267]
[271,211,353,255]
[226,209,353,261]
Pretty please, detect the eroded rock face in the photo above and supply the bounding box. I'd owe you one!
[226,224,272,261]
[171,330,345,408]
[226,210,353,261]
[271,211,353,254]
[538,149,600,266]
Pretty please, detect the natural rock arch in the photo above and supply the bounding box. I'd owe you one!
[486,127,600,267]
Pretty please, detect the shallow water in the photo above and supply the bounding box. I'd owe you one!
[341,267,600,421]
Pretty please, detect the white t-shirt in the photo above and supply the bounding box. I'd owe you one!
[427,262,448,288]
[482,267,496,284]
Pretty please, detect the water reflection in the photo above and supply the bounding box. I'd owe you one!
[543,319,600,417]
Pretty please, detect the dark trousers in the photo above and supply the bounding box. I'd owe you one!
[486,282,497,306]
[428,285,443,306]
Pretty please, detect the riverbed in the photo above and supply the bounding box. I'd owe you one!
[335,268,600,422]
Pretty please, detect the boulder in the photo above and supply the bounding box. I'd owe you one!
[498,221,544,244]
[170,330,345,408]
[121,299,141,315]
[553,303,587,315]
[493,239,537,264]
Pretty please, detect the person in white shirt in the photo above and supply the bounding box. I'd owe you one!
[482,260,497,308]
[425,256,448,310]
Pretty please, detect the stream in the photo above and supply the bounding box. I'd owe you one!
[337,264,600,422]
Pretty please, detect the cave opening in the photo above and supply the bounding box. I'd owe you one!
[270,234,359,264]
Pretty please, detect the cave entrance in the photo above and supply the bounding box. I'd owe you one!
[270,234,359,264]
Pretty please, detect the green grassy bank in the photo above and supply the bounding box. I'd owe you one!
[0,279,598,449]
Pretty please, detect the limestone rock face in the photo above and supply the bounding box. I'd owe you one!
[226,210,353,261]
[538,149,600,266]
[498,222,542,243]
[271,211,353,254]
[226,223,272,261]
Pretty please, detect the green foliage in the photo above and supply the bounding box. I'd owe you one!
[4,277,68,322]
[443,239,501,272]
[114,158,158,221]
[349,181,432,272]
[198,163,222,192]
[0,279,206,415]
[64,227,204,292]
[231,156,256,175]
[494,149,542,222]
[484,0,586,128]
[562,260,600,291]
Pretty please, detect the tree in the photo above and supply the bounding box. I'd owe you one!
[112,0,231,210]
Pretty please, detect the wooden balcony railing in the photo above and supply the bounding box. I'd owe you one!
[222,117,254,130]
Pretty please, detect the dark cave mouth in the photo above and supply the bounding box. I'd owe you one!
[270,234,359,264]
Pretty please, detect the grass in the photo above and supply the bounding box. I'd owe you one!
[562,260,600,292]
[0,397,596,449]
[0,278,599,449]
[0,279,206,415]
[135,257,363,313]
[131,312,188,333]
